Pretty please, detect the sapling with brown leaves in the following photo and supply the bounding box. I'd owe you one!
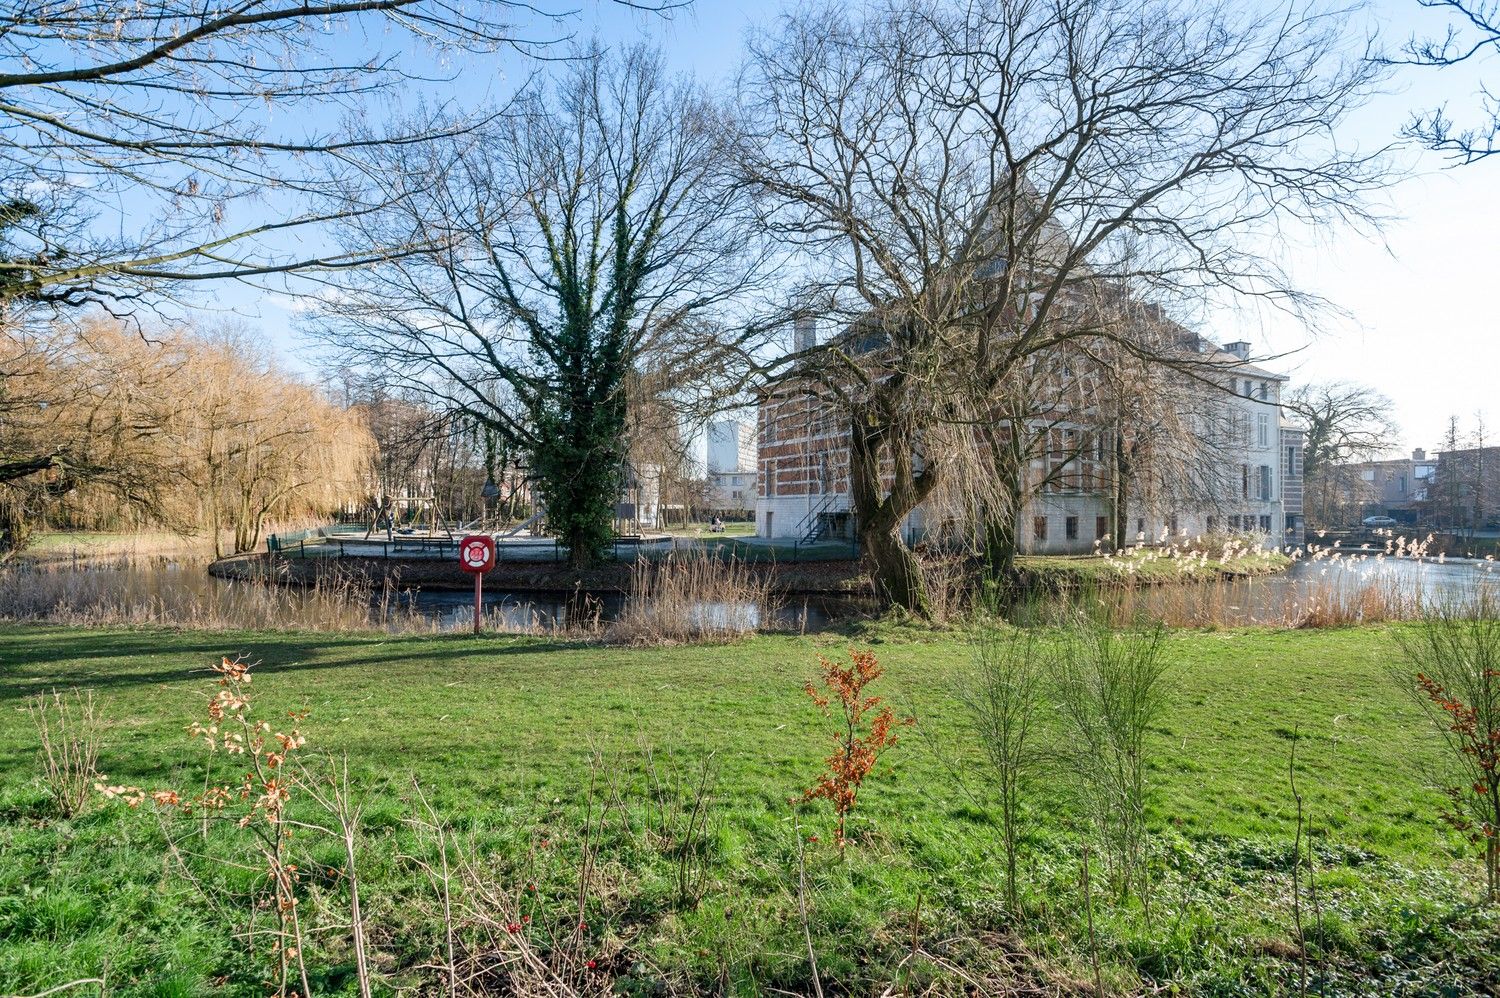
[801,649,914,852]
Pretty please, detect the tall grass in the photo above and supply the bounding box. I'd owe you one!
[0,559,436,634]
[608,550,778,645]
[1014,532,1498,629]
[0,553,789,642]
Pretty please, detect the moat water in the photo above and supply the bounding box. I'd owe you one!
[1,553,1494,634]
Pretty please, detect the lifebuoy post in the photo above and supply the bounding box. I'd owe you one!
[458,534,496,633]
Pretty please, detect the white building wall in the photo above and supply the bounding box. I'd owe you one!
[708,470,758,514]
[752,351,1303,552]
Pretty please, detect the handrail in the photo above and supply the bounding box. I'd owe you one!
[794,490,843,543]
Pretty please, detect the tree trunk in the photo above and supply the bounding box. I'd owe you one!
[566,521,595,571]
[978,421,1025,584]
[1112,430,1132,554]
[859,519,929,614]
[982,509,1019,581]
[848,409,935,618]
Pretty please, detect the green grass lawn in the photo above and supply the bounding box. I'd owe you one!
[674,521,757,539]
[1,623,1495,996]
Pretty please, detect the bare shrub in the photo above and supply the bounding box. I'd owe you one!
[608,550,777,645]
[1393,589,1500,902]
[1054,619,1171,904]
[639,741,720,905]
[406,770,620,997]
[947,629,1050,911]
[25,688,104,818]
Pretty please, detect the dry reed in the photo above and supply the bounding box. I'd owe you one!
[607,550,778,645]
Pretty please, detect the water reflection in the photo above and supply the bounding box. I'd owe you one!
[1120,556,1500,626]
[0,559,852,634]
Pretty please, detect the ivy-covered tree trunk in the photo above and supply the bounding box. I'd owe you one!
[531,386,627,571]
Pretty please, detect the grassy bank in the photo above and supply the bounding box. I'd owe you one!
[1,623,1495,995]
[1016,546,1291,589]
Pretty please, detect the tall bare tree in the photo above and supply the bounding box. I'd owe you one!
[1390,0,1500,161]
[1286,381,1399,529]
[739,0,1390,614]
[0,0,675,311]
[313,46,771,567]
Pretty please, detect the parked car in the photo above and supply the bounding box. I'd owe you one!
[1361,515,1397,528]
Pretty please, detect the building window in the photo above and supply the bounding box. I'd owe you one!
[1286,446,1299,476]
[1168,514,1179,536]
[1241,464,1250,498]
[1096,515,1109,541]
[1259,464,1272,501]
[764,511,774,537]
[1229,515,1241,530]
[1135,517,1145,537]
[1033,516,1048,542]
[765,459,776,498]
[1206,515,1216,533]
[1256,413,1270,448]
[1065,515,1079,540]
[1259,515,1272,532]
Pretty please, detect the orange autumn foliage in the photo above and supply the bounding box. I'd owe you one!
[802,649,913,850]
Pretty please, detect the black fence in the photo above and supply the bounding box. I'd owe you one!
[267,529,868,564]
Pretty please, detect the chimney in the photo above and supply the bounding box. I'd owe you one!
[1223,340,1251,361]
[793,316,817,353]
[1412,447,1426,462]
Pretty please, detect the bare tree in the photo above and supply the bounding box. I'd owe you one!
[1,318,370,554]
[1286,381,1400,529]
[0,0,677,311]
[0,319,182,551]
[312,45,772,567]
[1389,0,1500,161]
[739,0,1390,614]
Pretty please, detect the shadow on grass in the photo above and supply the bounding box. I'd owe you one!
[0,625,599,701]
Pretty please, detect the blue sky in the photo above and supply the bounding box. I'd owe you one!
[208,0,1498,454]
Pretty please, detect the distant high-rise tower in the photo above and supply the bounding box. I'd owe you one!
[793,316,817,353]
[707,419,756,474]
